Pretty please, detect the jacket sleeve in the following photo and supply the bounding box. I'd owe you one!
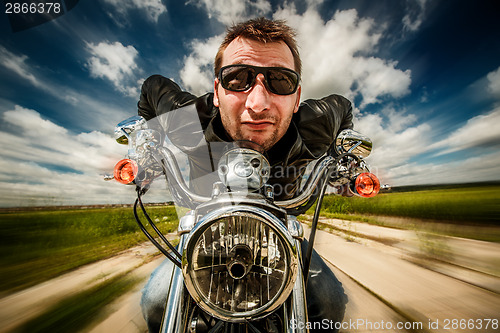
[295,94,354,158]
[137,75,197,120]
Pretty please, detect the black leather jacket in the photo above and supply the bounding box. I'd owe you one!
[138,74,353,200]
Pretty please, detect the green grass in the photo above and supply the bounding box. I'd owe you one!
[304,185,500,242]
[14,272,141,333]
[0,205,179,294]
[315,185,500,224]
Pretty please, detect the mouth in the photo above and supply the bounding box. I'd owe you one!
[241,121,274,130]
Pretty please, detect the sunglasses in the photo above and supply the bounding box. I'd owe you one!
[218,64,300,96]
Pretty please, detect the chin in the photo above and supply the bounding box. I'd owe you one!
[252,139,275,151]
[237,131,277,151]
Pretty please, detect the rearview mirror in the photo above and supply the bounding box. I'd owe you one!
[335,129,372,158]
[114,116,147,145]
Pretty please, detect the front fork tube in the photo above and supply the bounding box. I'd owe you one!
[287,237,309,333]
[160,234,188,333]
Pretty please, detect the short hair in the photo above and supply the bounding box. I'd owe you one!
[214,17,302,77]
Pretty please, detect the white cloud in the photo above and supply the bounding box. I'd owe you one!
[486,66,500,96]
[275,7,411,105]
[356,105,500,186]
[381,105,417,132]
[385,152,500,186]
[188,0,271,26]
[86,41,141,97]
[4,107,67,136]
[402,0,428,32]
[351,57,411,106]
[0,105,179,207]
[0,106,138,206]
[0,46,135,134]
[2,106,123,173]
[0,46,41,88]
[102,0,167,23]
[431,107,500,155]
[355,111,432,172]
[180,35,223,95]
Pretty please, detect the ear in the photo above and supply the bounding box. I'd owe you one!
[213,78,220,107]
[293,85,301,113]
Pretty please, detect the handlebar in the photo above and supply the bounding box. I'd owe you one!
[111,114,379,212]
[150,146,339,213]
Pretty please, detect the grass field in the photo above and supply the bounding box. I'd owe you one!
[0,205,179,294]
[318,185,500,224]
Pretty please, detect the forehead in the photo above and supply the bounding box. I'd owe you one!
[221,37,295,70]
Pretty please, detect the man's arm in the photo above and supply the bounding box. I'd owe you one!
[137,75,196,121]
[322,94,354,133]
[294,94,354,158]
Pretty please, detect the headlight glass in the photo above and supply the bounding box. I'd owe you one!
[182,208,297,321]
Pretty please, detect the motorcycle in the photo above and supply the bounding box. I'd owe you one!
[109,103,380,332]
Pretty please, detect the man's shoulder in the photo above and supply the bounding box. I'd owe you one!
[296,94,352,122]
[142,74,183,92]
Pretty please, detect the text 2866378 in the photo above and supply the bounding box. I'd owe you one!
[5,2,61,14]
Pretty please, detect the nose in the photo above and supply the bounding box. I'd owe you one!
[245,74,271,113]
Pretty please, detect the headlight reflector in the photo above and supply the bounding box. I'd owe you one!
[182,207,297,321]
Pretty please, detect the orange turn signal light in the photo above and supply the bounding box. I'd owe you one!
[114,159,138,184]
[354,172,380,198]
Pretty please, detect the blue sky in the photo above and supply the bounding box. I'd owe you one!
[0,0,499,206]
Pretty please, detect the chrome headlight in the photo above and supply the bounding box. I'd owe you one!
[218,148,270,190]
[182,206,298,322]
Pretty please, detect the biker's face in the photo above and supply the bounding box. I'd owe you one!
[213,37,301,151]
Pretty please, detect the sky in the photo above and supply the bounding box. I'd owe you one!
[0,0,499,207]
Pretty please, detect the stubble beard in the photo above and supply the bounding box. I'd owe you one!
[222,113,293,151]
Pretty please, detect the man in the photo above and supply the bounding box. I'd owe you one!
[139,17,352,332]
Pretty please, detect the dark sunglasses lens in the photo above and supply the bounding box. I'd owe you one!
[267,69,298,95]
[221,66,254,91]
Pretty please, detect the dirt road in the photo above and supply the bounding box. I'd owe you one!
[2,220,499,332]
[307,220,500,332]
